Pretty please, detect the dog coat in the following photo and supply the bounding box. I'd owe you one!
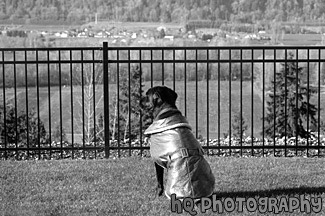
[144,108,215,199]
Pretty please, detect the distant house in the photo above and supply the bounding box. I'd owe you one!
[164,35,174,41]
[60,31,69,38]
[113,35,124,39]
[54,31,69,38]
[95,32,105,38]
[188,34,196,39]
[77,32,88,38]
[157,26,167,32]
[131,33,137,39]
[201,34,213,41]
[41,31,49,36]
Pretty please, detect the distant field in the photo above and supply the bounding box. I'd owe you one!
[280,34,323,46]
[9,21,182,33]
[82,21,183,31]
[2,21,324,46]
[18,24,80,32]
[1,80,325,142]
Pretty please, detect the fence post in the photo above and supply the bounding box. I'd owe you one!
[103,42,110,158]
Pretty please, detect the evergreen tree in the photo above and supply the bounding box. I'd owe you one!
[264,52,318,138]
[110,65,151,141]
[230,110,248,139]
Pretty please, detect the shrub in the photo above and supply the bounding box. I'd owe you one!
[230,111,248,138]
[53,125,68,143]
[0,105,48,145]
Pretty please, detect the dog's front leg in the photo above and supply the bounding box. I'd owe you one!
[155,162,164,196]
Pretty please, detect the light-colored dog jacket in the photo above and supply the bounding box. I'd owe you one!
[144,108,215,199]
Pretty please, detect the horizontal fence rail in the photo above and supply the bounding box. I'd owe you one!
[1,42,325,160]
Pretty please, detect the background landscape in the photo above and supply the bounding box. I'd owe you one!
[1,2,325,215]
[1,0,325,142]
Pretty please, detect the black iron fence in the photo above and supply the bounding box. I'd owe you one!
[1,42,325,159]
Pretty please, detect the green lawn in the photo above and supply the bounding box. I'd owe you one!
[1,157,325,215]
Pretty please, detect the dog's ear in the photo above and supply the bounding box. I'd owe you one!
[166,88,177,106]
[146,86,177,107]
[146,87,163,108]
[152,91,163,107]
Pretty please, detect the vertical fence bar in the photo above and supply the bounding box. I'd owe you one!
[24,50,30,158]
[284,49,287,157]
[273,49,276,156]
[295,49,299,156]
[251,49,254,156]
[229,49,232,155]
[59,50,63,158]
[262,49,265,156]
[162,49,164,85]
[47,50,52,157]
[150,50,153,88]
[36,50,40,159]
[318,48,321,157]
[218,48,221,156]
[195,49,198,139]
[92,50,97,158]
[139,49,143,155]
[117,50,120,157]
[184,49,187,117]
[206,49,209,155]
[13,51,18,159]
[240,49,243,156]
[103,42,110,158]
[173,49,176,91]
[307,48,310,157]
[128,50,131,157]
[81,50,85,158]
[70,50,75,159]
[2,51,7,159]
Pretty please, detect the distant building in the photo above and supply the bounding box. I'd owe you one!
[164,35,174,41]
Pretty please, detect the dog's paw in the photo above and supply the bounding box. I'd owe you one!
[144,137,150,145]
[151,186,164,200]
[156,186,164,197]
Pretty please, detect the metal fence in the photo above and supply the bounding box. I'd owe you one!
[1,42,325,159]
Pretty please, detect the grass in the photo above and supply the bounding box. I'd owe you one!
[280,34,322,46]
[1,157,325,215]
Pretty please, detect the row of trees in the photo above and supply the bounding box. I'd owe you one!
[0,64,151,145]
[1,0,325,25]
[1,61,323,89]
[2,47,325,89]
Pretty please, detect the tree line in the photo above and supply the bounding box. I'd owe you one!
[1,0,325,26]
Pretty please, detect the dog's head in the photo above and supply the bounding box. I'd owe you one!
[145,86,178,118]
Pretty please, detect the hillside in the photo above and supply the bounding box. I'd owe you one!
[1,0,325,30]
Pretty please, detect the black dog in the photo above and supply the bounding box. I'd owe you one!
[144,86,215,199]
